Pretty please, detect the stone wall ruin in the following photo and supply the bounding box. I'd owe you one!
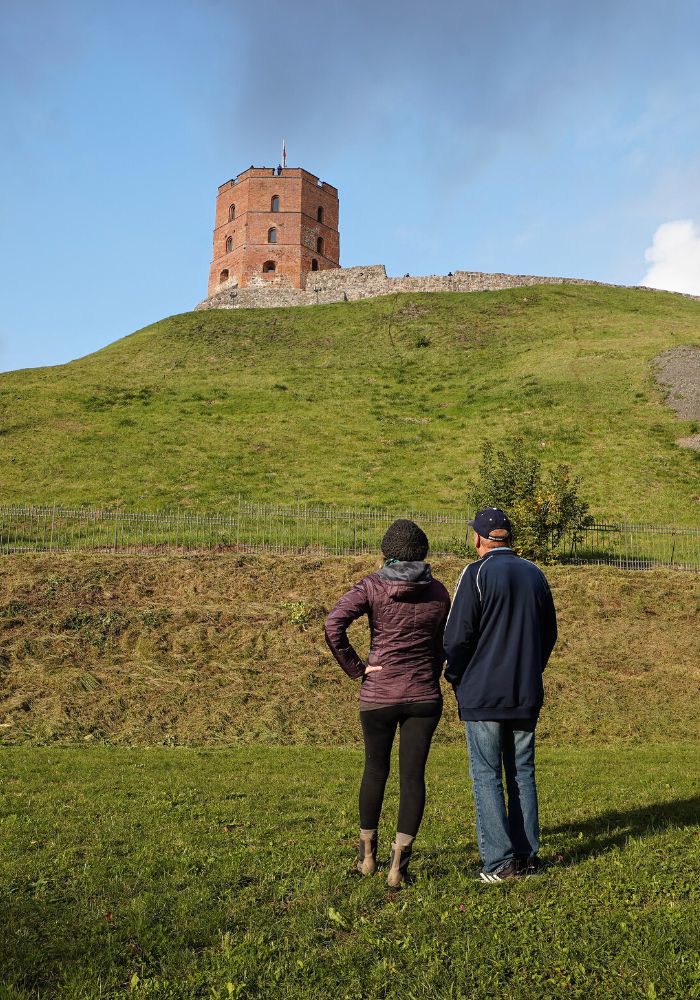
[195,264,699,312]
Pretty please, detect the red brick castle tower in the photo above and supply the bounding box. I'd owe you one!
[207,165,340,297]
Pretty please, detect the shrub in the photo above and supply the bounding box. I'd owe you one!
[466,438,593,561]
[280,601,313,628]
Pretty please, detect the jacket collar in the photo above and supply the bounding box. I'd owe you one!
[376,560,433,583]
[477,547,513,561]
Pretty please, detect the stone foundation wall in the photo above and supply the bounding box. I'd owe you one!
[195,264,697,311]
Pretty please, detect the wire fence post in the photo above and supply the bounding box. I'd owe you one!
[49,501,56,552]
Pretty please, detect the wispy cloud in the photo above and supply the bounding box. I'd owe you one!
[641,219,700,295]
[221,0,696,181]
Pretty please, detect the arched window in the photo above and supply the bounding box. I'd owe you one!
[317,206,324,223]
[219,269,229,283]
[262,260,276,273]
[225,236,233,253]
[228,204,235,221]
[316,236,324,255]
[268,227,277,244]
[311,259,319,271]
[271,195,280,212]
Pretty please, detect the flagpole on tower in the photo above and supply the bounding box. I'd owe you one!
[282,139,287,168]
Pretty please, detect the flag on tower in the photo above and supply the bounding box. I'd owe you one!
[282,139,287,168]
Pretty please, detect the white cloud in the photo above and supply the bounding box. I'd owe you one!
[641,219,700,295]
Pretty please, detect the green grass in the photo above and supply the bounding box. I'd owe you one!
[1,555,698,747]
[0,744,698,999]
[2,285,698,998]
[1,286,699,519]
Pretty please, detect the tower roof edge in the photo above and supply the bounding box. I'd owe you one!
[217,166,337,193]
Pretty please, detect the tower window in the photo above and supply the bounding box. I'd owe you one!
[311,259,319,271]
[317,206,324,223]
[316,236,324,254]
[219,269,229,283]
[271,195,280,212]
[268,227,277,243]
[228,204,235,221]
[225,236,233,253]
[263,260,276,273]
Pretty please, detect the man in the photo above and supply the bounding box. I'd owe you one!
[443,507,557,883]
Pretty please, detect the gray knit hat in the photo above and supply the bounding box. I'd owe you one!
[380,519,429,561]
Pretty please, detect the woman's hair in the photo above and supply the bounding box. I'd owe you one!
[381,519,429,561]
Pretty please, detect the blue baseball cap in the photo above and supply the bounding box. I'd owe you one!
[468,507,513,540]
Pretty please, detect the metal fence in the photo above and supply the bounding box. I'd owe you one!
[0,503,698,571]
[557,520,700,571]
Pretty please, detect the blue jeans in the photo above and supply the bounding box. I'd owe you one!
[465,719,540,874]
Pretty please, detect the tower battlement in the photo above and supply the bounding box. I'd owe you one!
[217,167,338,195]
[206,165,340,297]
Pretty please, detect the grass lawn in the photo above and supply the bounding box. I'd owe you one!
[1,744,698,999]
[1,286,699,520]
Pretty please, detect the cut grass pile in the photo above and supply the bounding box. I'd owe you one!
[1,286,699,520]
[0,744,698,999]
[0,554,697,747]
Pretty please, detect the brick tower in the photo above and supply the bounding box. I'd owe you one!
[207,166,340,297]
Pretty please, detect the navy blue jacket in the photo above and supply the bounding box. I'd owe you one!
[443,548,557,721]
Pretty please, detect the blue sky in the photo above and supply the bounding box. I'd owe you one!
[2,0,700,372]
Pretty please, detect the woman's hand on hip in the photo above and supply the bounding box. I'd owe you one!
[363,663,383,674]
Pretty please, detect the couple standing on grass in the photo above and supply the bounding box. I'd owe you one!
[324,509,558,887]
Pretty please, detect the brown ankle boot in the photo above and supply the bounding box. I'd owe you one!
[387,842,413,887]
[356,831,378,875]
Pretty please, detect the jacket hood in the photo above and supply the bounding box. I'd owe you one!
[375,561,434,600]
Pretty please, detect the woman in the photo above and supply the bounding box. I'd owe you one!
[324,519,450,886]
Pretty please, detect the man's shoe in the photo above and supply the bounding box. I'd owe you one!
[516,855,541,876]
[479,859,520,883]
[356,831,378,875]
[387,842,412,888]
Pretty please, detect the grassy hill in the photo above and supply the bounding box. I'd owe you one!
[1,285,699,519]
[1,553,697,746]
[3,288,698,1000]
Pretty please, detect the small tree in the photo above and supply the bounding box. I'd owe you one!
[466,438,593,561]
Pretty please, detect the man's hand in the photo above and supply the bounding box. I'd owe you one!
[364,663,383,674]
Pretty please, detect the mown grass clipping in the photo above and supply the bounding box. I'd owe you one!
[0,554,697,747]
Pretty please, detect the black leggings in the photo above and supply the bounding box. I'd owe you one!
[359,700,443,837]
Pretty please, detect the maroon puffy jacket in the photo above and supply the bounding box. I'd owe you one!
[324,562,451,706]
